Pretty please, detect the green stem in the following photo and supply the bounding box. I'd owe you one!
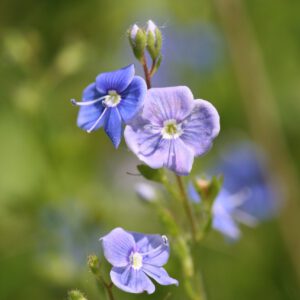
[175,175,197,242]
[104,282,115,300]
[93,269,115,300]
[142,55,152,89]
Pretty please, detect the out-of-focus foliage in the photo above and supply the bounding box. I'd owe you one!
[0,0,300,299]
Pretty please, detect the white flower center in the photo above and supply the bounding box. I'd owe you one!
[103,90,121,107]
[161,119,183,139]
[130,252,143,270]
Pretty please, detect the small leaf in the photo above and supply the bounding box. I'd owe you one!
[137,164,166,183]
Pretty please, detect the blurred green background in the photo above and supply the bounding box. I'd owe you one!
[1,0,300,299]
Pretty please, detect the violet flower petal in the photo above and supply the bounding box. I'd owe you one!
[101,228,135,267]
[142,264,179,286]
[96,64,135,94]
[164,139,194,175]
[104,108,122,148]
[118,76,147,123]
[110,266,155,294]
[181,99,220,156]
[142,86,194,125]
[213,209,241,240]
[132,233,170,266]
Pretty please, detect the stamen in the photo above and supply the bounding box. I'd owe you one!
[161,119,183,139]
[70,96,106,106]
[130,252,143,270]
[87,108,107,133]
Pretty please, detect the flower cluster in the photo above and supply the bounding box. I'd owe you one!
[72,80,220,176]
[67,20,282,300]
[69,20,222,295]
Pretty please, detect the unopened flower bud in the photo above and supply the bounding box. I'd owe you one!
[195,178,210,192]
[146,20,157,38]
[146,20,162,60]
[130,24,139,41]
[87,254,100,275]
[128,24,147,62]
[68,290,87,300]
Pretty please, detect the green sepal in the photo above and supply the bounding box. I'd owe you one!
[155,28,162,53]
[146,29,162,61]
[137,164,166,183]
[192,175,223,235]
[151,54,163,76]
[67,290,87,300]
[193,175,223,208]
[128,28,146,62]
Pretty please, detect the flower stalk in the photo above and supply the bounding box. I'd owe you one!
[175,175,197,242]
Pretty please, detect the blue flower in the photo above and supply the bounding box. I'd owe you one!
[124,86,220,175]
[100,227,178,294]
[214,143,280,220]
[188,142,280,240]
[189,184,256,240]
[71,64,147,148]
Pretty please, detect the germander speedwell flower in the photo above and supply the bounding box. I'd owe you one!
[124,86,220,175]
[188,142,280,240]
[71,64,147,148]
[189,184,256,240]
[100,227,178,294]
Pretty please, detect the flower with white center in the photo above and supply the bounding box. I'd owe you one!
[124,86,220,175]
[100,227,178,294]
[71,64,146,148]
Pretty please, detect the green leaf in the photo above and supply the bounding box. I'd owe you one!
[137,164,166,183]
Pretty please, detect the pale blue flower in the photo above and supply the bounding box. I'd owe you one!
[100,227,178,294]
[189,142,280,240]
[124,86,220,175]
